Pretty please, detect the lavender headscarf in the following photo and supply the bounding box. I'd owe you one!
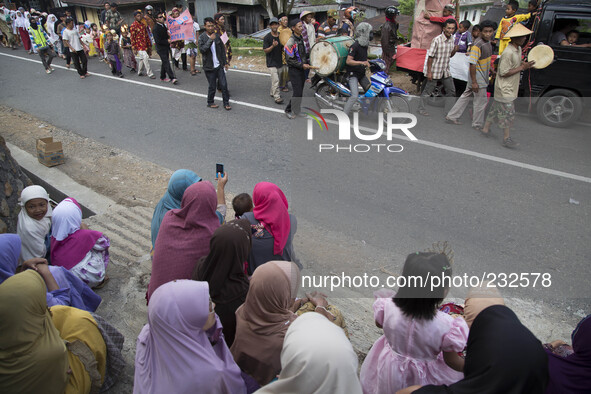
[133,280,246,394]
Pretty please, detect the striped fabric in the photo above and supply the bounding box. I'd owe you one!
[467,38,492,88]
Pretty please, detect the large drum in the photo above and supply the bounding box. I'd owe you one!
[309,36,354,76]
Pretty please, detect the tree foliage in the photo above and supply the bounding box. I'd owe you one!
[398,0,415,16]
[259,0,297,17]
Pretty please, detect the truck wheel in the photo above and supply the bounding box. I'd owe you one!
[536,89,582,128]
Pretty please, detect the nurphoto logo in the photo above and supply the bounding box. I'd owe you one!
[305,109,419,153]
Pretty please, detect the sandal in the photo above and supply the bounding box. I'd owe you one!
[190,70,197,76]
[224,105,232,111]
[207,104,219,108]
[275,98,284,104]
[93,275,110,290]
[445,116,462,125]
[472,125,483,132]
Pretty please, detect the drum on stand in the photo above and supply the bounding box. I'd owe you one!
[309,36,354,76]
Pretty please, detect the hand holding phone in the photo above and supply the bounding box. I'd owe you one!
[216,163,224,179]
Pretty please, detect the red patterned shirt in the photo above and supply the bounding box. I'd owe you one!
[130,21,151,53]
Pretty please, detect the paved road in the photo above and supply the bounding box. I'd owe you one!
[1,49,590,307]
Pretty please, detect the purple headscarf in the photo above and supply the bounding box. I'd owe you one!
[134,280,246,394]
[546,315,591,394]
[0,234,20,283]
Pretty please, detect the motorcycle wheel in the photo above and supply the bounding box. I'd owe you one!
[315,84,337,110]
[378,94,411,125]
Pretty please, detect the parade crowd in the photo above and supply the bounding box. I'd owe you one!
[1,1,590,393]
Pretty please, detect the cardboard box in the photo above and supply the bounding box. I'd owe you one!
[36,137,65,167]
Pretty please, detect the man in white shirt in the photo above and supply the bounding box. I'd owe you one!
[62,17,88,78]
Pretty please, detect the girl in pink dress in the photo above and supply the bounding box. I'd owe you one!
[360,252,468,394]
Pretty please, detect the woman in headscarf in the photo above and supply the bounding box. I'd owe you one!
[242,182,300,274]
[17,185,52,261]
[192,219,251,347]
[256,312,362,394]
[0,233,101,312]
[397,305,549,394]
[544,314,591,394]
[14,10,32,52]
[147,181,220,302]
[0,269,115,394]
[51,197,110,288]
[134,280,246,394]
[45,13,61,56]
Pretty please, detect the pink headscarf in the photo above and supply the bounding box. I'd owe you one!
[252,182,290,255]
[147,181,220,302]
[134,280,246,394]
[50,198,102,270]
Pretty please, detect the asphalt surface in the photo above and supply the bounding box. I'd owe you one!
[1,48,590,307]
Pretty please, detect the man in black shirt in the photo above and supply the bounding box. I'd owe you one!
[263,18,284,104]
[343,22,372,115]
[152,12,177,84]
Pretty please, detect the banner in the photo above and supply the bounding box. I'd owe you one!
[167,9,194,42]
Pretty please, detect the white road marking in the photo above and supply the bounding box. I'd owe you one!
[2,51,590,184]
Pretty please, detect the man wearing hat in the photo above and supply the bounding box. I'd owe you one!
[318,9,339,39]
[424,4,457,27]
[300,11,316,54]
[481,24,535,148]
[264,18,284,104]
[277,13,291,92]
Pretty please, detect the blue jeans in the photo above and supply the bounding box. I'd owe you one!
[205,66,229,106]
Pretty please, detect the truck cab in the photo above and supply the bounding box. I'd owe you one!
[523,0,591,127]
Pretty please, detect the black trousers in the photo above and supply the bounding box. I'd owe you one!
[64,46,71,65]
[285,67,305,115]
[70,50,87,76]
[156,47,175,80]
[39,47,55,70]
[205,66,230,106]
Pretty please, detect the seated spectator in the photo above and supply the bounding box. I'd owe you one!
[0,234,101,311]
[454,20,472,53]
[463,281,505,328]
[231,261,343,387]
[360,252,468,393]
[151,169,227,247]
[397,305,548,394]
[134,280,246,393]
[544,314,591,394]
[567,30,580,45]
[50,197,110,288]
[16,185,52,261]
[147,181,220,302]
[232,192,253,219]
[243,182,300,274]
[550,19,591,47]
[192,219,252,346]
[256,312,362,393]
[0,270,123,393]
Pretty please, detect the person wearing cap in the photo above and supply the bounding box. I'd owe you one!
[264,18,284,104]
[100,2,110,26]
[27,16,55,73]
[424,4,457,27]
[143,5,156,30]
[417,19,457,116]
[318,9,339,39]
[105,2,123,34]
[284,18,311,119]
[277,12,290,92]
[481,24,535,148]
[130,10,155,78]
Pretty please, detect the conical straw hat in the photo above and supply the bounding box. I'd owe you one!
[528,44,554,69]
[505,23,533,38]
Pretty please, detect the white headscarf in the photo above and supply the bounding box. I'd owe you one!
[46,14,59,43]
[51,198,82,242]
[16,186,52,261]
[14,11,29,30]
[256,312,363,394]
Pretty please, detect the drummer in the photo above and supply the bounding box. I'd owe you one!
[343,22,373,116]
[318,9,339,40]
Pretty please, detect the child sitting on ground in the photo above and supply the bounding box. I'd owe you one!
[16,185,52,262]
[360,252,468,393]
[104,31,123,77]
[232,193,253,219]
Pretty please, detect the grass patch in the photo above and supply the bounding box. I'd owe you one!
[229,37,263,48]
[232,48,265,57]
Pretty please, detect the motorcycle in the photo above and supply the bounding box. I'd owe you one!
[311,59,411,122]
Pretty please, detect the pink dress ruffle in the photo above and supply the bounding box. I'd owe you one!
[360,290,468,394]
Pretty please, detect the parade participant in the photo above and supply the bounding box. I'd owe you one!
[284,19,310,119]
[418,19,457,116]
[343,22,372,116]
[45,14,61,56]
[105,31,123,77]
[120,28,137,73]
[143,5,155,30]
[425,4,457,27]
[17,185,52,260]
[62,17,89,78]
[318,9,339,39]
[263,18,284,104]
[213,13,232,68]
[340,6,359,37]
[153,12,177,83]
[134,280,246,394]
[27,16,55,74]
[90,23,102,59]
[199,17,231,110]
[481,24,535,147]
[495,0,531,55]
[300,10,315,54]
[56,13,68,61]
[105,2,124,35]
[277,12,290,92]
[169,8,185,70]
[185,16,201,75]
[381,6,399,72]
[50,197,109,288]
[130,11,155,78]
[147,181,220,302]
[15,10,32,53]
[0,5,17,49]
[445,20,496,130]
[454,20,472,53]
[100,2,110,26]
[360,252,468,393]
[192,219,252,346]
